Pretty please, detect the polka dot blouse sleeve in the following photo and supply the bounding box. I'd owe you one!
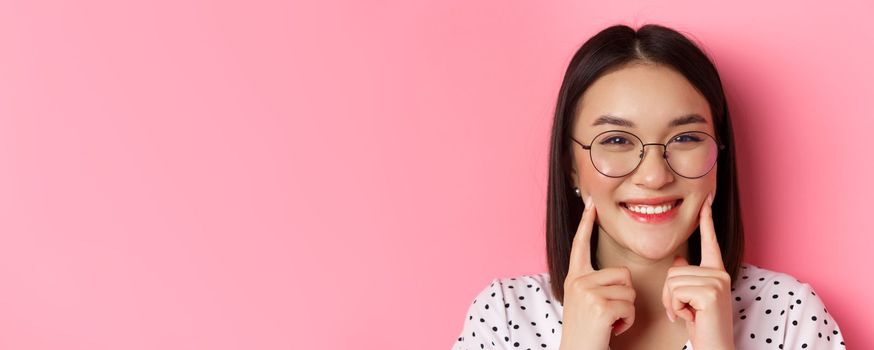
[451,278,512,350]
[780,282,845,349]
[452,273,562,349]
[731,264,846,349]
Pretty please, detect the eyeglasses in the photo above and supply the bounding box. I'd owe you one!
[570,130,726,179]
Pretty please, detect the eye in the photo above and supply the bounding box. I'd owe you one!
[600,136,630,145]
[673,134,702,143]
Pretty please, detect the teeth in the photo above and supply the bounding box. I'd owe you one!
[625,202,674,215]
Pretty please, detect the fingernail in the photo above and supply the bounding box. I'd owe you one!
[585,195,593,208]
[707,192,714,206]
[666,310,674,323]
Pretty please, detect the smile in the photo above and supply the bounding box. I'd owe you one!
[619,199,683,224]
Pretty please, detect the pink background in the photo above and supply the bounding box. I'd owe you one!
[0,0,871,349]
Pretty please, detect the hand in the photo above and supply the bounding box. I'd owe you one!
[661,192,735,350]
[559,196,636,350]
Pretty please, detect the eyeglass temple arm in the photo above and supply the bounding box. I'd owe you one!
[570,137,593,150]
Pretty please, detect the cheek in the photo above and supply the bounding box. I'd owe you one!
[675,176,718,234]
[692,167,718,203]
[577,158,622,209]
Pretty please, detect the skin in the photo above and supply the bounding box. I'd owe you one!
[560,62,735,349]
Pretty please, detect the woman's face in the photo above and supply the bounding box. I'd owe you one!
[570,63,717,262]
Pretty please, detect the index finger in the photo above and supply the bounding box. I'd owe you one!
[699,191,724,269]
[567,195,597,278]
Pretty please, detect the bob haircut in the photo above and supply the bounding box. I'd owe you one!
[546,23,745,303]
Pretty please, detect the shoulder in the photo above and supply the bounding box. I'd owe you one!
[466,272,558,309]
[731,262,820,302]
[731,262,847,348]
[494,272,557,301]
[731,262,826,310]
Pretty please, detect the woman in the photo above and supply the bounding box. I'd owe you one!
[452,24,846,350]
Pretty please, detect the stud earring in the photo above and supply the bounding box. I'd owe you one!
[574,187,581,197]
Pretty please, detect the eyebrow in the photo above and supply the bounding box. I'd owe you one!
[591,113,708,128]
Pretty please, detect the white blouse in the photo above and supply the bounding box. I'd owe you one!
[452,263,846,349]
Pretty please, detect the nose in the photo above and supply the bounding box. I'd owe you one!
[630,144,675,188]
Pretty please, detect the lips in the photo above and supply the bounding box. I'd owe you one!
[619,198,684,224]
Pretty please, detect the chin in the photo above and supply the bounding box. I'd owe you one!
[617,230,684,261]
[632,244,679,261]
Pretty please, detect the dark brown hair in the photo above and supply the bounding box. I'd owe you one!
[546,23,745,303]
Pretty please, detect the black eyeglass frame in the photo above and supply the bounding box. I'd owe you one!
[570,129,727,179]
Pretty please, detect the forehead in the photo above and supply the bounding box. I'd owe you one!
[574,63,714,135]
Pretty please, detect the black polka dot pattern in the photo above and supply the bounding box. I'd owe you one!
[452,263,846,349]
